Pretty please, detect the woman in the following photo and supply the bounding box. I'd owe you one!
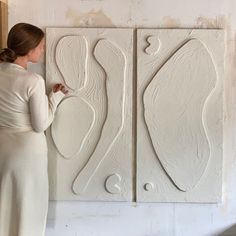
[0,23,67,236]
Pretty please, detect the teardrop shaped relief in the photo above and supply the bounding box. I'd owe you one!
[51,97,95,159]
[143,39,217,191]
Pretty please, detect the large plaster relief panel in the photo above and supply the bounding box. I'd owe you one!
[46,28,133,201]
[137,29,224,202]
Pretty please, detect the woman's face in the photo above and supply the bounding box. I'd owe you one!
[28,38,45,63]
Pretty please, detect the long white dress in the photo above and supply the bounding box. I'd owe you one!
[0,62,65,236]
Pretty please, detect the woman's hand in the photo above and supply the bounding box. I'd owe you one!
[52,83,68,94]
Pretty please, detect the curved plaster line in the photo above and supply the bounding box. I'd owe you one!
[143,39,216,191]
[72,39,126,194]
[51,96,95,159]
[78,65,109,161]
[77,97,96,154]
[55,35,88,91]
[198,38,220,185]
[140,38,192,91]
[69,60,109,167]
[184,38,219,184]
[145,35,161,55]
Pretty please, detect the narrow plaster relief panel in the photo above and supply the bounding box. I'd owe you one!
[46,28,133,201]
[137,29,224,202]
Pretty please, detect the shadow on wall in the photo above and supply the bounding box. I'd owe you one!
[217,224,236,236]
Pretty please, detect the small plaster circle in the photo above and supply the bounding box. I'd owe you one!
[144,183,154,191]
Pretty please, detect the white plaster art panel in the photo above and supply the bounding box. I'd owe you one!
[46,28,133,201]
[137,29,224,202]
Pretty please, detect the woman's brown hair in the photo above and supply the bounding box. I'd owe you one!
[0,23,44,63]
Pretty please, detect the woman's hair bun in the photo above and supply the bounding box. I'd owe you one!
[0,48,17,62]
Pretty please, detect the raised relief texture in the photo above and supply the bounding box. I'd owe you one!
[51,97,95,159]
[46,28,133,201]
[145,36,161,55]
[56,36,88,90]
[72,39,126,194]
[46,28,223,203]
[137,29,224,202]
[144,39,216,191]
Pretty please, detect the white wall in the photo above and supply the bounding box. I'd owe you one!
[8,0,236,235]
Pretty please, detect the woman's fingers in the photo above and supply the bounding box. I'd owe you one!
[53,83,68,94]
[53,83,60,92]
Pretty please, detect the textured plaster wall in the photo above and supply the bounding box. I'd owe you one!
[8,0,236,235]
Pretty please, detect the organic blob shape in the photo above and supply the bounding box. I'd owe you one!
[72,39,126,194]
[56,35,88,90]
[144,39,216,191]
[51,97,95,159]
[145,35,161,55]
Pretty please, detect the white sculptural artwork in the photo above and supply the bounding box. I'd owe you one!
[137,29,224,202]
[46,28,224,202]
[46,28,133,201]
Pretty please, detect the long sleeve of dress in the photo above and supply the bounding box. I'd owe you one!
[29,77,65,133]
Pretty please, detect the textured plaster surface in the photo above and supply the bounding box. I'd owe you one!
[46,28,133,201]
[137,29,224,202]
